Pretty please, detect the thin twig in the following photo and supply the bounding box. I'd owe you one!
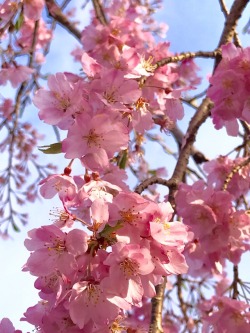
[177,276,192,333]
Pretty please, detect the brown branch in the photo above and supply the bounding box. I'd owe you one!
[232,265,239,299]
[170,97,213,191]
[28,20,39,67]
[92,0,108,25]
[217,0,249,48]
[155,50,221,69]
[149,279,166,333]
[45,0,81,41]
[177,276,192,333]
[135,176,177,195]
[218,0,228,14]
[222,156,250,191]
[171,126,209,165]
[218,0,242,47]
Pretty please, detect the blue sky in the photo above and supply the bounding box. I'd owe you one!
[0,0,249,331]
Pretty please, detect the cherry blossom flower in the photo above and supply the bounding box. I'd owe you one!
[39,174,77,201]
[101,242,155,308]
[34,72,87,129]
[62,113,129,160]
[69,281,119,329]
[23,225,88,277]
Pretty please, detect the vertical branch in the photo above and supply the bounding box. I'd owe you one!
[177,276,192,333]
[149,278,166,333]
[232,265,239,299]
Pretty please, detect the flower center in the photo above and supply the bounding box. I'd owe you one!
[103,90,116,103]
[82,129,102,147]
[87,284,101,305]
[119,258,139,278]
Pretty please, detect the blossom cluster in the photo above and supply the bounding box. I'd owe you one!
[176,176,250,277]
[4,0,197,331]
[21,189,188,331]
[199,296,250,332]
[1,0,250,332]
[207,43,250,136]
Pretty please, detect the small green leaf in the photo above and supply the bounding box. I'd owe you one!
[14,12,24,31]
[118,150,128,169]
[148,169,157,176]
[99,222,123,238]
[38,142,62,154]
[12,222,20,232]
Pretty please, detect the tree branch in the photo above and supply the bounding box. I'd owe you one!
[92,0,108,25]
[218,0,242,47]
[155,49,221,69]
[149,279,166,333]
[223,156,250,191]
[170,97,213,189]
[232,265,239,299]
[135,176,177,195]
[217,0,249,48]
[45,0,82,41]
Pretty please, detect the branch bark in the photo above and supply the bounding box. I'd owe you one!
[156,49,221,69]
[149,279,166,333]
[45,0,82,40]
[92,0,108,25]
[218,0,242,46]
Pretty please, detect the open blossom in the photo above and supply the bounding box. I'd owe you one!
[34,270,72,306]
[101,243,155,308]
[23,225,88,277]
[33,72,87,129]
[149,201,188,248]
[62,113,129,160]
[89,69,141,110]
[207,43,250,135]
[175,180,250,275]
[0,1,18,23]
[39,174,77,201]
[69,281,119,329]
[22,302,88,333]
